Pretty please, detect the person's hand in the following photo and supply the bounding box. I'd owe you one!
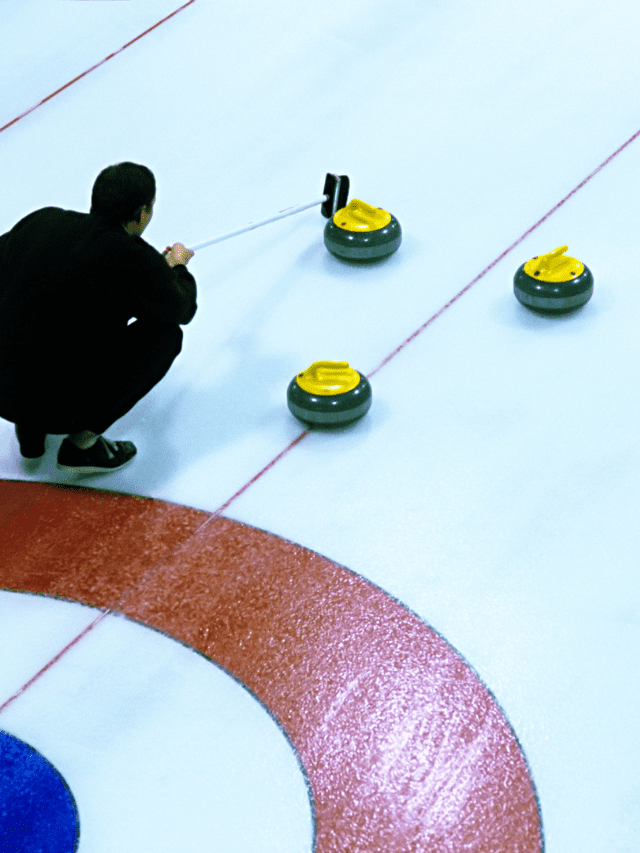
[163,243,194,267]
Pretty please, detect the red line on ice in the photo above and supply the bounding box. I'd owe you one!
[0,0,196,135]
[0,612,107,714]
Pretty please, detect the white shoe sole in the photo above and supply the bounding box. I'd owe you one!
[56,455,136,475]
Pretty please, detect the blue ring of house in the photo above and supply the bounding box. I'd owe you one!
[0,731,80,852]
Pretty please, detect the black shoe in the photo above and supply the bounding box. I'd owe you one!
[15,424,47,458]
[57,435,137,474]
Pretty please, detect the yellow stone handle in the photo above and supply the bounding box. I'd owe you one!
[540,246,570,271]
[333,199,392,232]
[296,361,361,395]
[524,246,584,282]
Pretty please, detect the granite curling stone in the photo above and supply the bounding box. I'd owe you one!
[514,245,593,313]
[324,199,401,261]
[287,361,372,426]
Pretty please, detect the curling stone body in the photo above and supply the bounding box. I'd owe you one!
[514,246,593,313]
[287,361,372,426]
[324,199,401,261]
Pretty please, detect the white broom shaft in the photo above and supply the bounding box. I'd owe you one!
[189,195,328,252]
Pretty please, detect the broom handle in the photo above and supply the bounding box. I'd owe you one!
[189,195,328,252]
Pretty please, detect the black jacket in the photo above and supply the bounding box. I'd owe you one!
[0,206,197,425]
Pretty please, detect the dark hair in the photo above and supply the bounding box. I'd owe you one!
[90,162,156,225]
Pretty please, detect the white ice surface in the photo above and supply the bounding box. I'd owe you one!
[0,592,99,704]
[0,592,313,853]
[0,0,195,132]
[1,1,640,851]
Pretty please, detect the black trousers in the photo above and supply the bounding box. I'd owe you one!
[1,317,183,435]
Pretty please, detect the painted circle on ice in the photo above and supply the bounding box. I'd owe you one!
[0,481,543,852]
[0,730,79,852]
[0,593,313,853]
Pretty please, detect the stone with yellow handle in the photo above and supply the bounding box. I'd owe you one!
[514,246,593,313]
[324,199,402,261]
[287,361,372,426]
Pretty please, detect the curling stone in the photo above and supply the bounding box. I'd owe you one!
[324,199,401,261]
[287,361,372,426]
[514,246,593,313]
